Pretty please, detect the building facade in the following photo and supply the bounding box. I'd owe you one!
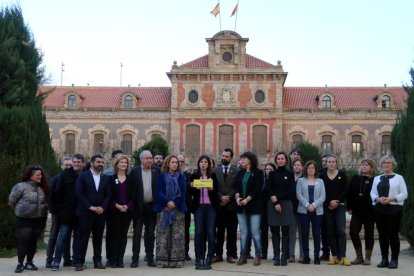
[42,31,406,168]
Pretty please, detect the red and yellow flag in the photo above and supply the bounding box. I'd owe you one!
[231,3,238,17]
[210,3,220,17]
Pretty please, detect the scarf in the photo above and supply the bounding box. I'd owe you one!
[377,175,394,197]
[161,171,181,230]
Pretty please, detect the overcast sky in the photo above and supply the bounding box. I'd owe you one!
[2,0,414,88]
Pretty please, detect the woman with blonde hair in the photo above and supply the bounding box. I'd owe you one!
[106,155,135,268]
[347,159,376,265]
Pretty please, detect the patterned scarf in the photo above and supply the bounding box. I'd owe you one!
[161,172,181,230]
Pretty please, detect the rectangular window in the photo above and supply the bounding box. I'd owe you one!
[65,133,75,155]
[321,134,333,154]
[121,134,133,155]
[94,133,104,153]
[381,135,391,156]
[252,125,267,154]
[352,135,363,157]
[185,125,200,156]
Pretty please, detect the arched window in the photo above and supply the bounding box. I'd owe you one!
[219,125,234,154]
[68,95,77,107]
[252,125,267,154]
[94,133,104,153]
[292,134,303,148]
[151,133,161,140]
[351,134,363,157]
[65,133,75,155]
[382,95,391,108]
[121,133,133,155]
[322,96,331,109]
[381,134,391,155]
[185,125,200,156]
[124,95,133,108]
[321,134,333,154]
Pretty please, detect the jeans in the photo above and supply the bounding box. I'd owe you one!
[324,205,346,258]
[53,224,73,263]
[237,213,261,255]
[194,204,216,259]
[299,213,323,258]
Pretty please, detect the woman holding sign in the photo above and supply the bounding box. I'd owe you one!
[235,151,264,266]
[189,155,218,270]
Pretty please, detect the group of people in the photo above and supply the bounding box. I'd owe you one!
[8,147,408,273]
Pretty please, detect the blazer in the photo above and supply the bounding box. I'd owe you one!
[234,168,264,214]
[75,169,111,216]
[154,172,187,213]
[129,165,160,215]
[296,177,326,216]
[109,173,135,211]
[212,164,238,211]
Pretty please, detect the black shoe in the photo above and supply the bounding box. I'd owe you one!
[247,253,254,259]
[130,260,138,267]
[106,259,113,267]
[185,254,192,261]
[15,264,24,273]
[50,262,60,271]
[94,261,106,269]
[377,259,389,268]
[147,260,156,267]
[261,254,267,260]
[24,262,38,271]
[273,259,280,266]
[75,264,84,271]
[302,257,311,264]
[63,260,73,267]
[46,262,52,269]
[388,259,398,269]
[144,255,148,261]
[117,261,124,268]
[314,257,320,265]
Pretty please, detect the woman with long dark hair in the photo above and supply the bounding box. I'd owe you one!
[235,151,264,266]
[9,165,50,273]
[189,154,218,270]
[261,162,276,260]
[347,159,376,265]
[370,155,408,269]
[154,155,187,268]
[266,152,295,266]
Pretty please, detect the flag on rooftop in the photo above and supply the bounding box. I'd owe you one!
[210,3,220,17]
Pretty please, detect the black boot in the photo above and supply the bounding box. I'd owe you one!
[377,258,389,268]
[204,256,212,270]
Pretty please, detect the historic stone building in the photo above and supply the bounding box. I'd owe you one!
[41,31,406,168]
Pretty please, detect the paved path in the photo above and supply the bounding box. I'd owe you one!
[1,239,412,276]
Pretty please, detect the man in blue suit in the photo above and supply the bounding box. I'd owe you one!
[73,154,111,271]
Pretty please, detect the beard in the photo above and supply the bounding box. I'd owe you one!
[221,159,230,166]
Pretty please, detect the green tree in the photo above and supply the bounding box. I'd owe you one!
[294,141,322,170]
[132,135,169,166]
[0,5,58,250]
[391,67,414,247]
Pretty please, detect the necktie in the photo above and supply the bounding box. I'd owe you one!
[224,166,228,181]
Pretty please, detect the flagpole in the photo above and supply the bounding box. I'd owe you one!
[234,0,239,31]
[219,0,222,31]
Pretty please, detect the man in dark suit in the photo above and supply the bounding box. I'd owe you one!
[73,154,111,271]
[130,150,160,267]
[212,148,239,263]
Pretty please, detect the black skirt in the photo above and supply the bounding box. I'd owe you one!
[15,216,47,229]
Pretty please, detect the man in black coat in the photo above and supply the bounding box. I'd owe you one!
[73,154,111,271]
[129,150,160,267]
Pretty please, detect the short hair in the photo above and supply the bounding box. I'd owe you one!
[303,160,319,178]
[240,151,258,170]
[61,157,71,165]
[223,147,234,158]
[91,154,104,163]
[360,158,376,178]
[380,155,396,167]
[292,159,304,167]
[161,155,180,174]
[274,151,288,165]
[72,153,85,163]
[114,155,130,174]
[111,149,123,158]
[326,154,338,162]
[290,147,302,156]
[154,152,163,157]
[140,150,152,160]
